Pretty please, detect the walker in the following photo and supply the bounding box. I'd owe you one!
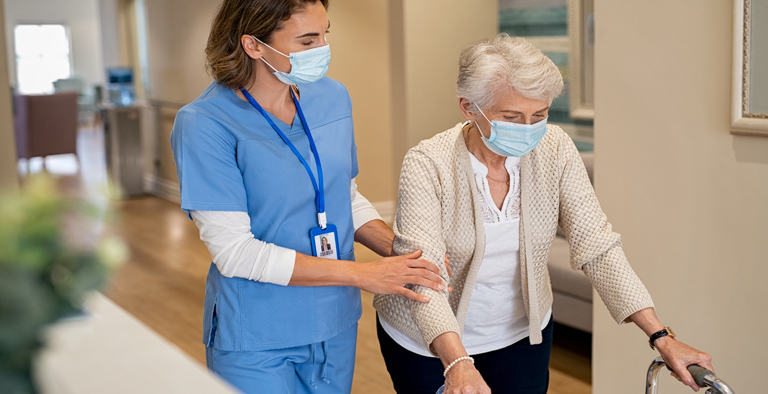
[646,357,736,394]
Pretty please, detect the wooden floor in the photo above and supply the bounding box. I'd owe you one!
[40,128,592,394]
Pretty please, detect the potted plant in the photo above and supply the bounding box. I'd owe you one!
[0,176,126,394]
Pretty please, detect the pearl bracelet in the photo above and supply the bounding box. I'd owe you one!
[443,356,475,377]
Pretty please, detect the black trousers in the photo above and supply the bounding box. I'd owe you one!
[376,315,554,394]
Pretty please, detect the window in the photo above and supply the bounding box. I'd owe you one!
[15,24,73,94]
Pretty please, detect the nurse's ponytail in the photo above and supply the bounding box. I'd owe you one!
[206,0,328,89]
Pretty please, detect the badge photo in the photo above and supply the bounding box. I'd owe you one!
[310,224,339,260]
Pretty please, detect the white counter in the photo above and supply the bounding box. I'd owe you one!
[35,293,240,394]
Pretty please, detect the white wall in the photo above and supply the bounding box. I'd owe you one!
[98,0,127,69]
[325,0,395,204]
[592,1,768,393]
[133,0,217,190]
[142,0,216,104]
[3,0,105,90]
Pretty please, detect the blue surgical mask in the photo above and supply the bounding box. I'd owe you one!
[474,103,548,157]
[253,36,331,85]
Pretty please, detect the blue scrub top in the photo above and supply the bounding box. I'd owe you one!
[171,78,362,351]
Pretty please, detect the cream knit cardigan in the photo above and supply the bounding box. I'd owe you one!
[373,123,654,354]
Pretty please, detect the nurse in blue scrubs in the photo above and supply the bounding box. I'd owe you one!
[170,1,445,393]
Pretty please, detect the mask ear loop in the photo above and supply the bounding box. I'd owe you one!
[473,103,492,139]
[251,35,290,58]
[259,57,281,73]
[251,35,290,75]
[474,103,492,124]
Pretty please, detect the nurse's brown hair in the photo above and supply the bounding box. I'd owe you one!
[206,0,328,89]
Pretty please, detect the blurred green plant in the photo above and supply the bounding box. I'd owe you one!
[0,176,127,394]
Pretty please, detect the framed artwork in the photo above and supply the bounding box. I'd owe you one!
[732,0,768,136]
[568,0,594,121]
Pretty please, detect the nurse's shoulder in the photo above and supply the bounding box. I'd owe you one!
[171,83,239,158]
[177,82,245,123]
[298,77,352,119]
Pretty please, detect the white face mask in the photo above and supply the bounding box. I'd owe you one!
[252,36,331,85]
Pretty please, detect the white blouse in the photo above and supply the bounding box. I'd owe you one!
[380,152,550,357]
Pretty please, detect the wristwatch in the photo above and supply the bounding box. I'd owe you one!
[649,327,675,350]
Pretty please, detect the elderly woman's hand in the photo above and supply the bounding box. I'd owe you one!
[444,362,491,394]
[433,333,490,394]
[629,308,714,392]
[655,337,714,392]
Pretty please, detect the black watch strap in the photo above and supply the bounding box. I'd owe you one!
[649,327,675,350]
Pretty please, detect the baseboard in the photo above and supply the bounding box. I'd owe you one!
[372,200,396,224]
[143,173,180,204]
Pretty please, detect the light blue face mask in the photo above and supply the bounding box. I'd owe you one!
[474,103,548,157]
[253,36,331,85]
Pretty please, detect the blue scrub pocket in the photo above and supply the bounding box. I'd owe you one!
[340,249,355,262]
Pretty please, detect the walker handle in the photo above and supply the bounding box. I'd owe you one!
[687,365,715,388]
[665,363,715,387]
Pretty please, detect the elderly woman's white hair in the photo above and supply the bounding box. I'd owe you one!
[457,33,564,112]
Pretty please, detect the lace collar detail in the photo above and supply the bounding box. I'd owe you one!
[468,152,521,223]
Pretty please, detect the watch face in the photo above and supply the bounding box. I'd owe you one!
[666,327,675,338]
[649,328,673,350]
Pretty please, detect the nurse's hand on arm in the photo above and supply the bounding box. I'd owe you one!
[353,219,452,293]
[294,178,444,301]
[191,208,445,303]
[290,249,442,302]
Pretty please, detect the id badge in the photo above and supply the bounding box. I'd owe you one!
[310,224,340,260]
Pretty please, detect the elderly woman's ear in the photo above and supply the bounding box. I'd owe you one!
[458,98,478,123]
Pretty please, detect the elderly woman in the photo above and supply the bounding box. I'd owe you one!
[373,34,713,394]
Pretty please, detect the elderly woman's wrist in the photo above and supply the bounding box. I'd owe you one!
[444,355,475,378]
[653,335,676,351]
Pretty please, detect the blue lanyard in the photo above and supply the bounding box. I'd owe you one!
[240,87,327,228]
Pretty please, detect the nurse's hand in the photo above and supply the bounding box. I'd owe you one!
[356,250,445,303]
